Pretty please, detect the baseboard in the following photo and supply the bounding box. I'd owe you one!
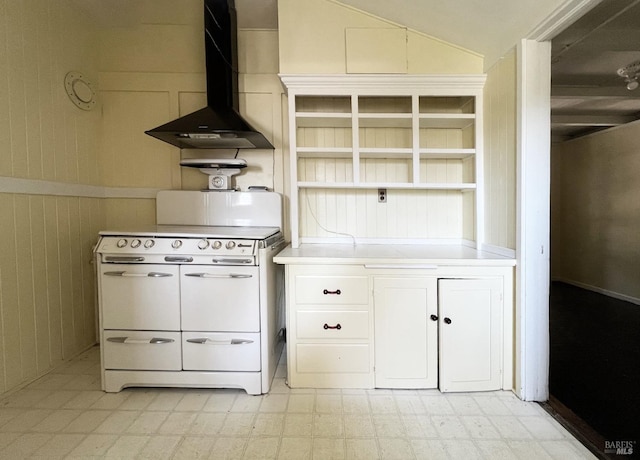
[542,396,610,460]
[552,278,640,306]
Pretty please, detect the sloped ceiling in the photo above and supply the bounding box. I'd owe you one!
[336,0,570,64]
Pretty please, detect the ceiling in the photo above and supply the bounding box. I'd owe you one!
[337,0,568,64]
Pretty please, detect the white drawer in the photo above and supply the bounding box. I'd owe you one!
[296,344,370,374]
[296,311,369,339]
[295,275,369,305]
[103,330,181,371]
[182,332,261,371]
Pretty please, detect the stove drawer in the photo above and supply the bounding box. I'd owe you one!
[103,330,181,370]
[182,332,261,371]
[100,264,180,330]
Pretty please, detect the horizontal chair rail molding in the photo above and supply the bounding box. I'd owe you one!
[0,176,160,199]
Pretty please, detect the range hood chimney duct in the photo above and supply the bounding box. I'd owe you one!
[144,0,274,149]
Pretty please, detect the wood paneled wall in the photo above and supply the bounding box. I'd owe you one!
[483,49,517,252]
[0,195,103,393]
[300,188,466,241]
[0,0,106,396]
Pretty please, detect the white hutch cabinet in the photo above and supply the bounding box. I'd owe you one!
[276,75,515,393]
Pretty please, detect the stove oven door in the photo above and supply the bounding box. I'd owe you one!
[100,264,180,330]
[180,265,260,332]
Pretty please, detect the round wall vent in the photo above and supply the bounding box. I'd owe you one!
[64,71,97,111]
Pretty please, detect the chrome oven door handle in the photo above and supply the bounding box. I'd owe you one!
[164,256,194,263]
[103,271,173,278]
[211,257,254,264]
[106,337,175,344]
[184,273,253,279]
[186,338,254,345]
[104,256,145,262]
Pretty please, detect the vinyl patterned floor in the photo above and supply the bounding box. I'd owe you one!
[0,346,596,459]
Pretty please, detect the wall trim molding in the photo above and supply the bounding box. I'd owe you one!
[0,176,160,199]
[552,277,640,306]
[526,0,601,41]
[516,39,552,402]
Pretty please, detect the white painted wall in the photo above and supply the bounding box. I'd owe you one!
[551,120,640,304]
[278,0,483,74]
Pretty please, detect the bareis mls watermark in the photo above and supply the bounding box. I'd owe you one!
[604,440,636,456]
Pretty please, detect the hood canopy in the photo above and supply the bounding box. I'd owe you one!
[145,0,273,149]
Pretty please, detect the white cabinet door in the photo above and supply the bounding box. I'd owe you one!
[438,278,503,392]
[374,277,438,389]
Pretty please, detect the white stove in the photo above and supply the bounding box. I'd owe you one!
[95,191,286,395]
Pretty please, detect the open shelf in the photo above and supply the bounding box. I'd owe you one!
[297,147,353,158]
[419,114,475,129]
[298,182,477,191]
[296,112,352,128]
[419,148,476,159]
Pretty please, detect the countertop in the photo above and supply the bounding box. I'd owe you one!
[273,243,516,267]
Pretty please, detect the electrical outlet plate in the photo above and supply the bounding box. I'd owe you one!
[378,188,387,203]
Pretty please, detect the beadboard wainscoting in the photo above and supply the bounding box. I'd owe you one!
[0,177,160,397]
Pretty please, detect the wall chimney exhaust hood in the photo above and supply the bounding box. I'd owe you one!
[145,0,273,150]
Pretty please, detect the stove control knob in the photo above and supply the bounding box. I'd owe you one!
[116,239,128,248]
[131,239,141,248]
[212,240,222,250]
[197,239,210,250]
[171,240,183,249]
[144,239,155,249]
[225,240,236,250]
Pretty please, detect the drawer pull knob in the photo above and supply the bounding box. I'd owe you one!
[444,317,452,325]
[430,314,438,321]
[323,289,341,295]
[323,323,342,330]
